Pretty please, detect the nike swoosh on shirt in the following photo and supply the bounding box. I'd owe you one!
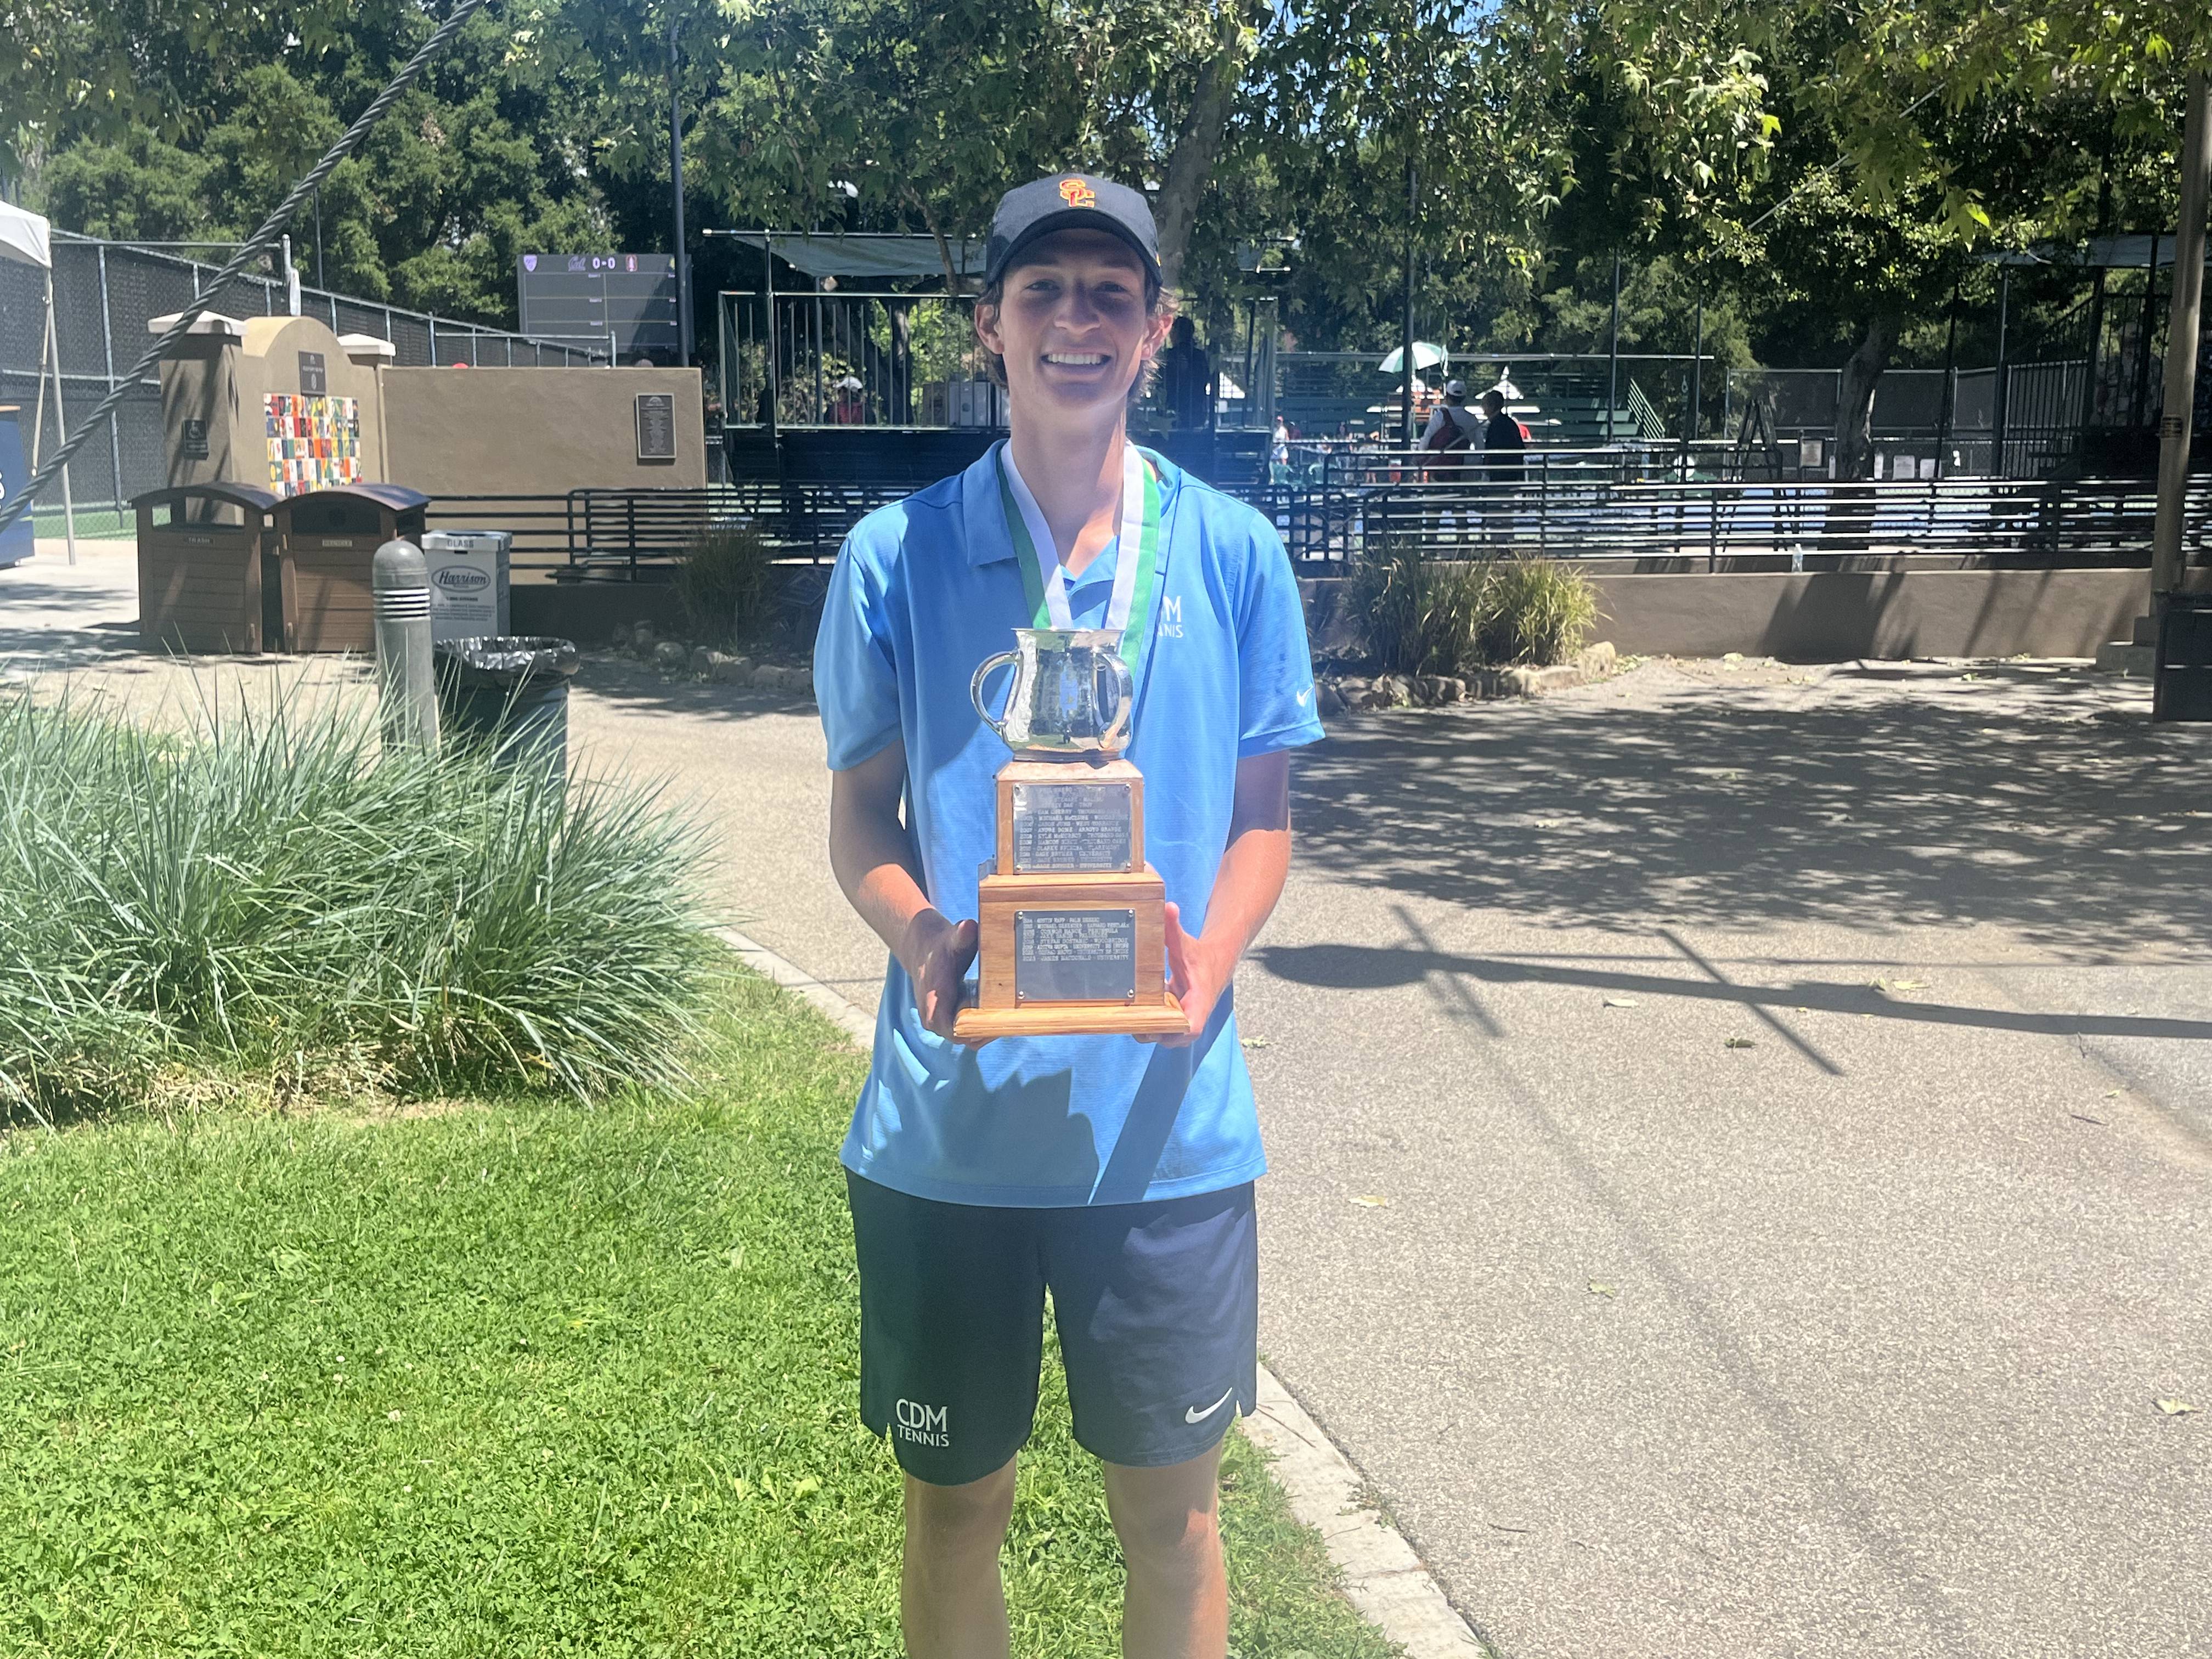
[1184,1387,1237,1425]
[1296,688,1310,706]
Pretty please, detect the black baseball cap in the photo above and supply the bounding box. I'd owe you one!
[984,173,1161,290]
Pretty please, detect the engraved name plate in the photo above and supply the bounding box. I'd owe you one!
[1014,909,1137,1003]
[1012,782,1133,873]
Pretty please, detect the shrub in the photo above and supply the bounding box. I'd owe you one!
[0,686,719,1122]
[675,522,778,645]
[1474,556,1602,666]
[1344,542,1494,675]
[1345,546,1600,672]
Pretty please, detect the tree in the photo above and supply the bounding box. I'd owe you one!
[1488,0,2204,472]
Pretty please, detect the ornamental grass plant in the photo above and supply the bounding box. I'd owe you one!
[1349,544,1601,674]
[674,522,779,645]
[1474,553,1603,667]
[0,683,717,1122]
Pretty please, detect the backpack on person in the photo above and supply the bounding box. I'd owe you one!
[1435,405,1481,450]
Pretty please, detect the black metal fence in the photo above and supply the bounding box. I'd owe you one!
[425,449,2210,583]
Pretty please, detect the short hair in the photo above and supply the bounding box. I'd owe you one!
[972,249,1175,402]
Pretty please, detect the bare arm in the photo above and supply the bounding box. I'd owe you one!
[827,740,976,1040]
[1146,749,1294,1048]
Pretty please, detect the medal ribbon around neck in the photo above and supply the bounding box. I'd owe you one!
[996,439,1163,685]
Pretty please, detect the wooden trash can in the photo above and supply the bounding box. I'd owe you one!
[274,484,430,653]
[134,483,284,653]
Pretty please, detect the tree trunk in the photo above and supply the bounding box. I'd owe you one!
[889,300,913,424]
[1153,3,1249,292]
[1834,313,1900,479]
[909,187,965,297]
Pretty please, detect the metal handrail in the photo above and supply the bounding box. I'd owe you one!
[417,472,2211,578]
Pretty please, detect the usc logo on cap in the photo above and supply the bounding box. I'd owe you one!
[1058,177,1098,208]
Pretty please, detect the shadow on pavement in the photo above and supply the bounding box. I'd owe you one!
[1257,937,2212,1042]
[1289,674,2212,960]
[569,651,818,724]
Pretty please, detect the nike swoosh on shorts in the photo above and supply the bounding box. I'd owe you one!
[1184,1387,1236,1425]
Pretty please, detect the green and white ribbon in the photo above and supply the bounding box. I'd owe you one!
[997,439,1164,684]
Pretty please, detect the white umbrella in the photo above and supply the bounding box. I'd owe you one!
[0,199,72,562]
[1377,341,1448,374]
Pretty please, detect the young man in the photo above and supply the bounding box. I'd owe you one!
[813,173,1323,1659]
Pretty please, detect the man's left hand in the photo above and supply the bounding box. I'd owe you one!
[1142,900,1226,1049]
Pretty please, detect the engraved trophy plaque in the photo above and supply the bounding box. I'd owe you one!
[953,627,1186,1040]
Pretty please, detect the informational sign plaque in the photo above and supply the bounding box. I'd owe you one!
[1015,909,1138,1003]
[1012,782,1133,873]
[297,351,326,395]
[634,393,678,462]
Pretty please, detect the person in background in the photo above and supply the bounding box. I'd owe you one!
[1480,387,1527,475]
[1160,315,1216,430]
[1420,379,1482,458]
[1269,414,1291,484]
[1479,386,1528,538]
[1420,380,1482,539]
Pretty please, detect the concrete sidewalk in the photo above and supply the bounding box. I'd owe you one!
[9,552,2207,1656]
[562,649,2211,1658]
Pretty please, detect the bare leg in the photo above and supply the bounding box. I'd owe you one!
[901,1457,1018,1659]
[1102,1441,1228,1659]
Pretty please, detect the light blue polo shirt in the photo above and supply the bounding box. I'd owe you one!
[813,442,1324,1207]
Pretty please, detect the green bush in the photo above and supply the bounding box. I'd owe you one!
[1344,542,1493,675]
[675,522,778,645]
[1346,545,1600,672]
[0,687,718,1121]
[1475,555,1602,666]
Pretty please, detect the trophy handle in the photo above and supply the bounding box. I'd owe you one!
[970,650,1019,744]
[1094,651,1135,752]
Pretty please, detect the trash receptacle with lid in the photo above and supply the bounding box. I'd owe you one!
[134,482,283,652]
[2152,591,2212,723]
[435,636,578,772]
[275,484,430,653]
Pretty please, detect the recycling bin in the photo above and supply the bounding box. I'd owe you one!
[2152,591,2212,724]
[435,635,579,773]
[134,482,284,653]
[274,484,430,653]
[420,528,512,642]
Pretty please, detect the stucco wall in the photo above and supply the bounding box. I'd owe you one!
[378,368,706,505]
[1301,565,2210,663]
[160,315,388,493]
[1584,568,2206,661]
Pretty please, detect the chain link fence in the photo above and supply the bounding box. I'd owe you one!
[2,233,605,532]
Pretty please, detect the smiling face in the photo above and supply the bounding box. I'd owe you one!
[975,229,1170,428]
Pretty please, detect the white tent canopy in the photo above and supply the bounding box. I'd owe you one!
[0,198,52,270]
[1,196,74,560]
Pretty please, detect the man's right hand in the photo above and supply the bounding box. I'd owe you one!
[899,910,980,1042]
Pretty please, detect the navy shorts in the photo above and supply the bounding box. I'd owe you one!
[845,1171,1258,1487]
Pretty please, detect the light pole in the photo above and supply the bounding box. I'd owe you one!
[668,19,693,366]
[2152,65,2209,601]
[1607,255,1622,445]
[1401,153,1418,446]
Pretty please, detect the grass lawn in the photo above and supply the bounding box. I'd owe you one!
[1,973,1398,1658]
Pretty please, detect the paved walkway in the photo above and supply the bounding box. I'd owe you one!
[9,548,2209,1657]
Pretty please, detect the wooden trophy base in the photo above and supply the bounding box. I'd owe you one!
[951,866,1189,1040]
[952,993,1188,1041]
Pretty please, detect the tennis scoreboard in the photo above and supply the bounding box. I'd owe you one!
[517,253,682,365]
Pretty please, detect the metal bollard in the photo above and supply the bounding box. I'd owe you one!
[372,539,438,753]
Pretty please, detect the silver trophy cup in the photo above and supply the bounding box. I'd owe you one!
[970,627,1134,757]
